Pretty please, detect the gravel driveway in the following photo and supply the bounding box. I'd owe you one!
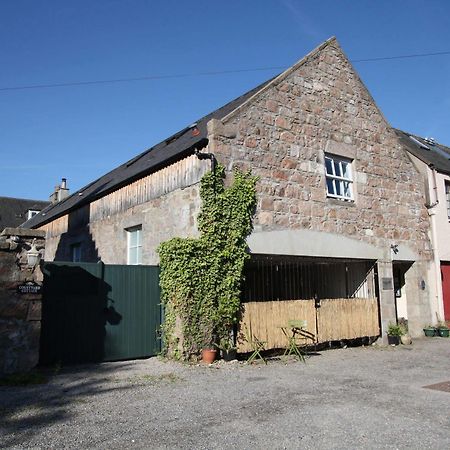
[1,338,450,449]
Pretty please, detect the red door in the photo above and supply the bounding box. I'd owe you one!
[442,263,450,321]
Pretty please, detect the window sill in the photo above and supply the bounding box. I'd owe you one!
[326,197,356,207]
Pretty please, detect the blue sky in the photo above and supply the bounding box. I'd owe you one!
[1,0,450,200]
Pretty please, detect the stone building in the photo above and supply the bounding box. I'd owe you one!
[24,37,437,339]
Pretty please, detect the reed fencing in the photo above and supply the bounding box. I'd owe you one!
[237,297,379,353]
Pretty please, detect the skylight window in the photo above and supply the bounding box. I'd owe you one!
[409,135,430,150]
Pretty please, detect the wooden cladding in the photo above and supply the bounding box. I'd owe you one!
[91,155,208,221]
[39,215,68,238]
[237,297,379,353]
[39,155,209,236]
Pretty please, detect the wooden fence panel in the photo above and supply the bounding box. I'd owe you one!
[237,300,316,353]
[316,298,379,343]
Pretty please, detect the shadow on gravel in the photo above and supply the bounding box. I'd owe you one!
[0,362,137,448]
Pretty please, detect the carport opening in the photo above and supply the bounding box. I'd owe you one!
[242,254,377,302]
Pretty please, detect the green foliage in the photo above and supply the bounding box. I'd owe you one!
[387,322,406,337]
[158,164,258,359]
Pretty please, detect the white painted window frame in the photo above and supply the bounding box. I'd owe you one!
[126,226,142,265]
[26,210,40,220]
[325,154,354,201]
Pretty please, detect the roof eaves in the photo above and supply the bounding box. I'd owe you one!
[25,137,208,229]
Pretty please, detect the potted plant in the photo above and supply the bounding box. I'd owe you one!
[437,322,449,338]
[387,323,404,345]
[215,338,237,362]
[200,325,217,364]
[201,347,217,364]
[423,325,437,337]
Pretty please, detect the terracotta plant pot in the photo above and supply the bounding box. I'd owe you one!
[201,348,217,364]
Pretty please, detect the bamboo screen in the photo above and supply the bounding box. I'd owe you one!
[316,298,379,342]
[237,299,316,353]
[237,297,379,353]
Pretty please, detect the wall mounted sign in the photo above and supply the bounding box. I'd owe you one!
[382,278,393,291]
[17,281,42,294]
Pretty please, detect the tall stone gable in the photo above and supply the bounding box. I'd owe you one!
[207,38,431,257]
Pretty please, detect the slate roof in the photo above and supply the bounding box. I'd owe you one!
[23,76,275,229]
[0,197,50,230]
[394,129,450,176]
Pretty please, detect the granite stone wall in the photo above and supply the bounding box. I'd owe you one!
[207,39,431,258]
[0,228,45,375]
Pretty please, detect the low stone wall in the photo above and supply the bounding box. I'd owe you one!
[0,227,45,375]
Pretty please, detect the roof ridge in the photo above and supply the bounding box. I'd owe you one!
[0,196,49,203]
[220,36,337,123]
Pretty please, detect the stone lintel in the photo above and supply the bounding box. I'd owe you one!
[325,140,357,159]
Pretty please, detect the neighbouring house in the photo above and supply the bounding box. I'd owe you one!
[24,37,437,343]
[0,196,50,231]
[395,130,450,323]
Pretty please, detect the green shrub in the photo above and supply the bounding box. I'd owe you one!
[387,322,405,337]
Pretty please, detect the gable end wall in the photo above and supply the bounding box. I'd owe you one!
[209,40,431,259]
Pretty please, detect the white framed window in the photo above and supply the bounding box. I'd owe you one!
[445,181,450,220]
[325,154,354,201]
[127,226,142,265]
[27,210,40,220]
[70,243,81,262]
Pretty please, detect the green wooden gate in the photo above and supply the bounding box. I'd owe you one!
[40,262,161,365]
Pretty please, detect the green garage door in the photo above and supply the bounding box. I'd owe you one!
[40,262,161,365]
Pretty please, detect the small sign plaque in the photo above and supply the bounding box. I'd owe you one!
[382,277,393,291]
[17,281,42,295]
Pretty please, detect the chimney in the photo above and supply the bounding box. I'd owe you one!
[49,178,70,204]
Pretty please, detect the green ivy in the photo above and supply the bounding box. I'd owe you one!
[158,164,258,360]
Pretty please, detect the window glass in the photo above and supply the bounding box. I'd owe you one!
[333,160,341,177]
[335,179,342,196]
[326,178,334,195]
[325,158,333,175]
[127,226,142,265]
[324,154,354,201]
[71,243,81,262]
[341,162,351,180]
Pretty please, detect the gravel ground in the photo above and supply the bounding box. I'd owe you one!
[1,338,450,450]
